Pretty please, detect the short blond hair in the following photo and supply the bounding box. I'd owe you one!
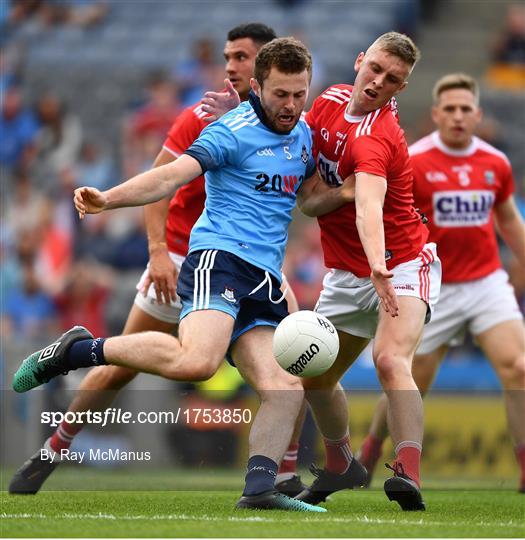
[368,31,421,69]
[432,73,480,105]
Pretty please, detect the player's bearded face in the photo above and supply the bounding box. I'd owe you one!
[224,38,260,101]
[432,88,481,149]
[254,67,310,134]
[350,48,410,115]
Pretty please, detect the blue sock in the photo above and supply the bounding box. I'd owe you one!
[243,455,278,496]
[67,338,106,369]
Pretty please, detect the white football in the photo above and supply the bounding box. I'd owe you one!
[273,310,339,377]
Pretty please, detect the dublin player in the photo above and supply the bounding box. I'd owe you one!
[9,24,305,501]
[12,37,344,512]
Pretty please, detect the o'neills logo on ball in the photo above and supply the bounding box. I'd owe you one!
[286,343,320,375]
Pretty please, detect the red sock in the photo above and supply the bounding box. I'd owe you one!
[395,444,421,487]
[515,445,525,491]
[278,442,299,474]
[359,433,384,474]
[324,434,353,474]
[49,420,82,453]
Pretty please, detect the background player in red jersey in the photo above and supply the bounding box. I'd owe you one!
[294,32,441,511]
[357,73,525,493]
[9,22,305,497]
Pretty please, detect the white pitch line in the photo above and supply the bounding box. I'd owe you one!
[1,513,522,529]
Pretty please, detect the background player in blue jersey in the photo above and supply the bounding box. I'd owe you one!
[12,37,347,512]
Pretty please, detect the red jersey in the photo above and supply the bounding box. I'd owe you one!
[131,103,180,139]
[306,85,428,277]
[162,102,208,255]
[409,132,514,283]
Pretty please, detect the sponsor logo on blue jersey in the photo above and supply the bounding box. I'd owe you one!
[254,173,303,194]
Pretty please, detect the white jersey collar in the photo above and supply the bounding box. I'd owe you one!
[344,101,366,123]
[432,131,478,157]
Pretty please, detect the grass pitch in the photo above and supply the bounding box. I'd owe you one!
[1,469,524,538]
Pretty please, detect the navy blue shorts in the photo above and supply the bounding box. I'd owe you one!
[177,249,289,345]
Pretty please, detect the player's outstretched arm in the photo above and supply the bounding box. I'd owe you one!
[494,195,525,268]
[73,154,203,219]
[297,172,355,217]
[355,172,398,317]
[201,79,241,123]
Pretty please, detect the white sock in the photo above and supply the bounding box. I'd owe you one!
[43,438,63,463]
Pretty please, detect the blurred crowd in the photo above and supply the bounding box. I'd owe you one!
[1,1,524,355]
[3,0,109,31]
[486,2,525,91]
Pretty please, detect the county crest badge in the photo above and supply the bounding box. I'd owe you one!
[301,145,309,164]
[484,170,495,185]
[220,287,236,303]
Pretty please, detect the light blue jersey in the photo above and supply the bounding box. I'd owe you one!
[185,94,315,281]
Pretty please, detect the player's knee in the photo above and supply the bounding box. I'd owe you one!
[375,352,411,386]
[166,344,224,381]
[190,361,220,381]
[162,359,217,381]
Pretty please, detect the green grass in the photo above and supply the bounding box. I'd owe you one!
[1,469,524,538]
[2,489,524,538]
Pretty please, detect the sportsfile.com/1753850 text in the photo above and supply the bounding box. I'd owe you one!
[40,407,253,427]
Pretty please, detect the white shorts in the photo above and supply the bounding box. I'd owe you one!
[315,243,441,339]
[133,251,184,324]
[417,268,523,354]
